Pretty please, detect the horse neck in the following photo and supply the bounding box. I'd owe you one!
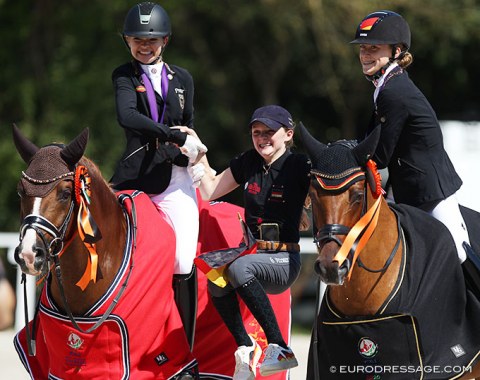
[330,191,403,316]
[51,160,127,315]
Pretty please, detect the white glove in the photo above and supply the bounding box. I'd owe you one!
[182,135,208,163]
[188,163,206,188]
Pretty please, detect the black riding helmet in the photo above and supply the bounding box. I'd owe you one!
[350,10,410,50]
[123,2,171,38]
[351,11,411,81]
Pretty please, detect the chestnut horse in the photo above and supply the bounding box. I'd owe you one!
[299,124,480,380]
[12,126,197,379]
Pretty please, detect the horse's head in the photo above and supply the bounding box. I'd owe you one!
[12,125,89,276]
[299,124,382,285]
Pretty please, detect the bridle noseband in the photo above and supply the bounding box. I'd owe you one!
[19,201,76,263]
[315,224,351,249]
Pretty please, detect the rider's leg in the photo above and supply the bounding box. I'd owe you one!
[173,266,197,350]
[428,194,480,296]
[428,194,470,262]
[225,251,301,347]
[150,166,199,350]
[208,283,251,347]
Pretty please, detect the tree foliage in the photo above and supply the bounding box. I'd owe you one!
[1,0,479,230]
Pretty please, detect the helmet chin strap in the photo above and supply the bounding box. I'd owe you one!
[122,36,168,65]
[365,45,405,82]
[145,42,168,65]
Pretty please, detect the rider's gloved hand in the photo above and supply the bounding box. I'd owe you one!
[182,135,208,163]
[188,163,206,188]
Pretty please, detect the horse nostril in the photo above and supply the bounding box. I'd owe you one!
[33,246,47,271]
[314,259,323,276]
[14,246,22,265]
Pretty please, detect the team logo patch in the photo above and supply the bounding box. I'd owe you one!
[247,182,261,195]
[136,85,146,93]
[155,352,169,366]
[358,337,378,359]
[359,17,379,31]
[175,88,185,110]
[67,332,84,350]
[451,344,466,358]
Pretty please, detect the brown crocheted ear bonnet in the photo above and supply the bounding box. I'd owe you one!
[13,125,89,197]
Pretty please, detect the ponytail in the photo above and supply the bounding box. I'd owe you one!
[398,51,413,69]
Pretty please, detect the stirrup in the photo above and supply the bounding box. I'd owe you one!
[462,242,480,298]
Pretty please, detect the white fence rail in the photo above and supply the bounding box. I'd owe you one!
[1,232,36,332]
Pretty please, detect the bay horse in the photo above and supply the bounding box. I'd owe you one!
[299,124,480,380]
[12,126,197,379]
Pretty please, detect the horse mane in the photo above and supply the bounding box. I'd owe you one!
[78,156,120,210]
[79,157,112,191]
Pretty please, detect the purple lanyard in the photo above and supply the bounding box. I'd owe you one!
[140,65,169,124]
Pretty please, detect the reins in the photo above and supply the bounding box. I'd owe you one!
[50,192,137,335]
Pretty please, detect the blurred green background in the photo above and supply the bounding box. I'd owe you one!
[2,0,480,231]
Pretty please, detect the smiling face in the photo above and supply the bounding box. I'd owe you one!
[125,36,167,64]
[358,44,397,76]
[250,122,293,164]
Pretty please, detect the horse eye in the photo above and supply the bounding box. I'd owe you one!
[17,185,25,198]
[59,188,72,201]
[350,190,364,204]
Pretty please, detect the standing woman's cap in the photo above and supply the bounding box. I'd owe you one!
[350,10,411,49]
[123,2,171,38]
[249,105,294,131]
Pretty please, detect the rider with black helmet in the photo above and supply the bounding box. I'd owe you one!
[351,11,480,290]
[110,2,205,352]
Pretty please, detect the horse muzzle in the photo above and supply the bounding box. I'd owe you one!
[14,242,47,276]
[314,257,349,285]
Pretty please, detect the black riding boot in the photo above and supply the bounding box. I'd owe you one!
[462,242,480,299]
[173,266,198,351]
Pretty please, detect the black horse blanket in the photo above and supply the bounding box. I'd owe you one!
[309,204,480,380]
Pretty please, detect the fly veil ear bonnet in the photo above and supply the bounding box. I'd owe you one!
[13,125,89,198]
[297,123,382,196]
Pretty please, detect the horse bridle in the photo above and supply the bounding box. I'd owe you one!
[312,172,401,275]
[312,185,367,275]
[18,178,139,360]
[19,202,76,263]
[17,173,77,356]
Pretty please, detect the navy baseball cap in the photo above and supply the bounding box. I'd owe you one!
[249,105,294,131]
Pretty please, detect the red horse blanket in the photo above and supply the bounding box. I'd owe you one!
[194,197,292,380]
[14,191,195,379]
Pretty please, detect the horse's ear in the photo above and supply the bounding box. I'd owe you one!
[352,125,381,166]
[12,124,39,163]
[297,121,327,163]
[60,128,89,166]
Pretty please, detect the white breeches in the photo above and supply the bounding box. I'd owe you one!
[429,193,470,263]
[150,166,199,274]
